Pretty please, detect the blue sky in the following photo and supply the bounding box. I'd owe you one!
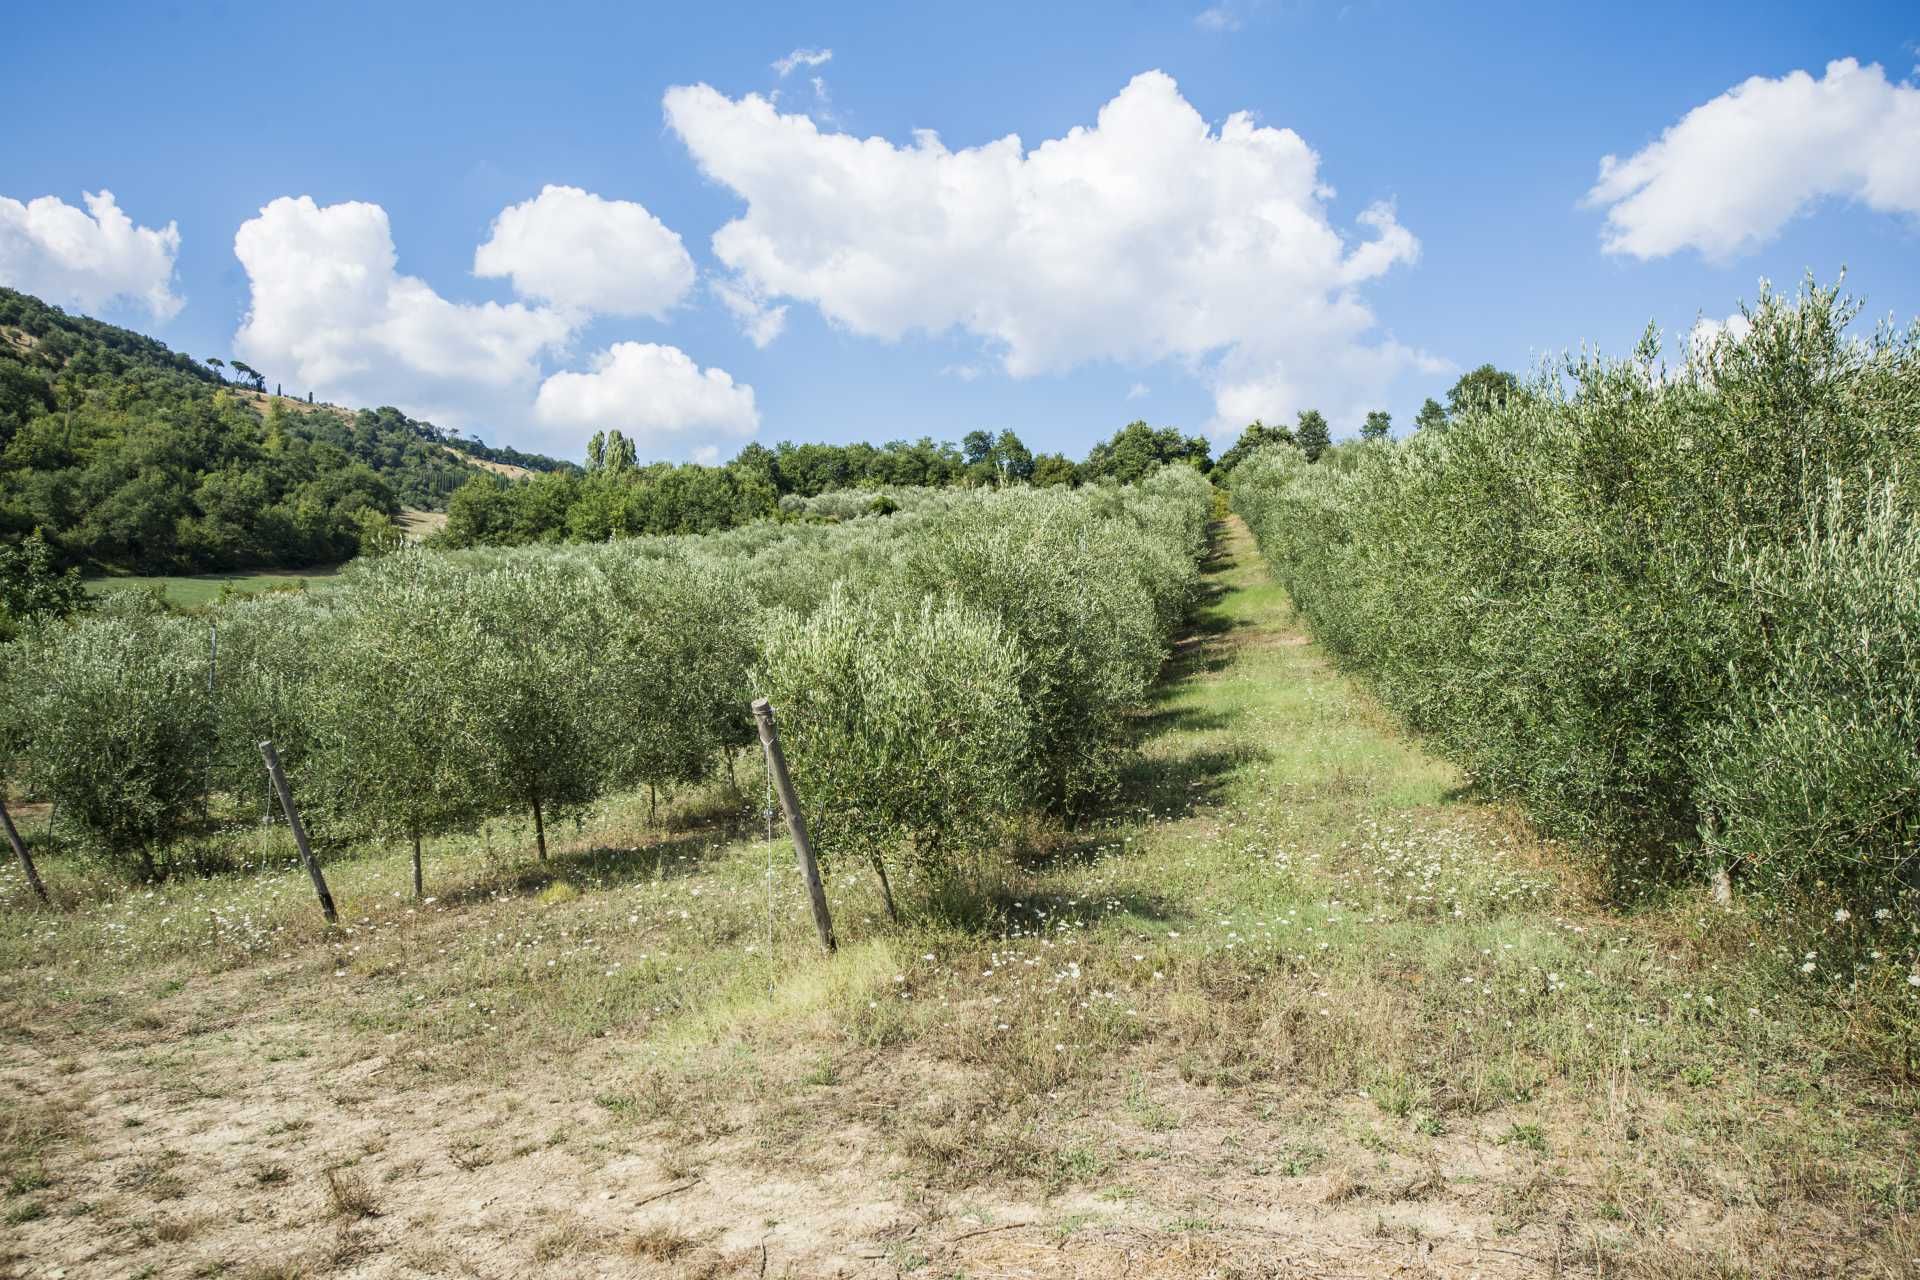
[3,0,1916,463]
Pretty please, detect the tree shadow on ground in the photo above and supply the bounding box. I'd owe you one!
[1115,742,1262,824]
[1129,702,1234,738]
[433,829,729,906]
[913,879,1185,934]
[1090,524,1269,827]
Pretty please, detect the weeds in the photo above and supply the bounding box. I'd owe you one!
[322,1166,379,1220]
[0,515,1912,1276]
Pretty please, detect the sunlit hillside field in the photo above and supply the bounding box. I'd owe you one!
[84,564,346,611]
[2,515,1913,1279]
[75,511,441,611]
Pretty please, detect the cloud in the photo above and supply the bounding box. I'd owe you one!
[1588,58,1920,260]
[663,69,1433,433]
[473,184,695,318]
[234,196,572,429]
[234,195,757,458]
[939,363,983,381]
[534,342,759,450]
[1126,381,1150,400]
[1194,6,1243,31]
[1688,311,1753,358]
[711,275,788,346]
[0,189,182,319]
[773,47,832,77]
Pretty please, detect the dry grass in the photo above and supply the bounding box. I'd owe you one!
[322,1166,379,1220]
[0,519,1914,1277]
[626,1223,697,1260]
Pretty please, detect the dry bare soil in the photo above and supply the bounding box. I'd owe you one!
[2,520,1914,1278]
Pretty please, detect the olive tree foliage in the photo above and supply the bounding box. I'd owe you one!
[208,591,345,826]
[581,550,757,801]
[1698,484,1920,901]
[898,467,1210,818]
[1233,278,1920,908]
[316,550,495,892]
[754,586,1029,903]
[457,561,609,858]
[2,606,211,879]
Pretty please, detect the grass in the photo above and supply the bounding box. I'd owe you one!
[83,563,344,610]
[2,517,1916,1277]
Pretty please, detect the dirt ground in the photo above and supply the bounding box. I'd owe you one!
[4,520,1912,1278]
[1,987,1575,1279]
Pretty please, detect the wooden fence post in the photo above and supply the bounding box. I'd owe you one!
[258,740,338,924]
[0,798,50,906]
[751,699,835,954]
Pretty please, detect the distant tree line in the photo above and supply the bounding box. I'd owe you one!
[440,373,1540,551]
[0,283,1520,566]
[438,420,1216,547]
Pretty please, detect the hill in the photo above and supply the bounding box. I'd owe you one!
[0,288,573,573]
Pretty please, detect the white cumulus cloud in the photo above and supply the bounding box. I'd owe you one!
[773,47,832,77]
[1588,58,1920,261]
[663,69,1433,433]
[473,184,695,318]
[234,196,572,429]
[534,342,759,450]
[232,194,758,459]
[711,275,789,347]
[0,189,182,319]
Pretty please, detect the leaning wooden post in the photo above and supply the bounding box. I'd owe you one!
[258,740,338,924]
[750,699,835,954]
[0,797,50,907]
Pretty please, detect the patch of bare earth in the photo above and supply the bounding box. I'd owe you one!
[2,519,1910,1278]
[2,1003,1575,1279]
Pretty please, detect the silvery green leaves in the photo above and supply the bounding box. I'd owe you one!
[1232,277,1920,910]
[1,466,1211,889]
[3,611,212,878]
[754,586,1029,882]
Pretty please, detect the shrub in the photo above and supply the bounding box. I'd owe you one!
[3,611,212,878]
[901,475,1206,817]
[1235,278,1920,907]
[753,587,1029,905]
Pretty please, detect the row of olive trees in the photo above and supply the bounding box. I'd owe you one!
[3,551,755,892]
[1232,278,1920,909]
[752,467,1213,901]
[3,469,1212,901]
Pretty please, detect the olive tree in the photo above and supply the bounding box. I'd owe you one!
[319,552,492,895]
[900,487,1189,818]
[587,552,756,813]
[754,586,1028,914]
[3,607,212,879]
[461,561,607,858]
[209,591,346,831]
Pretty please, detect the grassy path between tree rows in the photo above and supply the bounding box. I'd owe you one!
[1,517,1913,1278]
